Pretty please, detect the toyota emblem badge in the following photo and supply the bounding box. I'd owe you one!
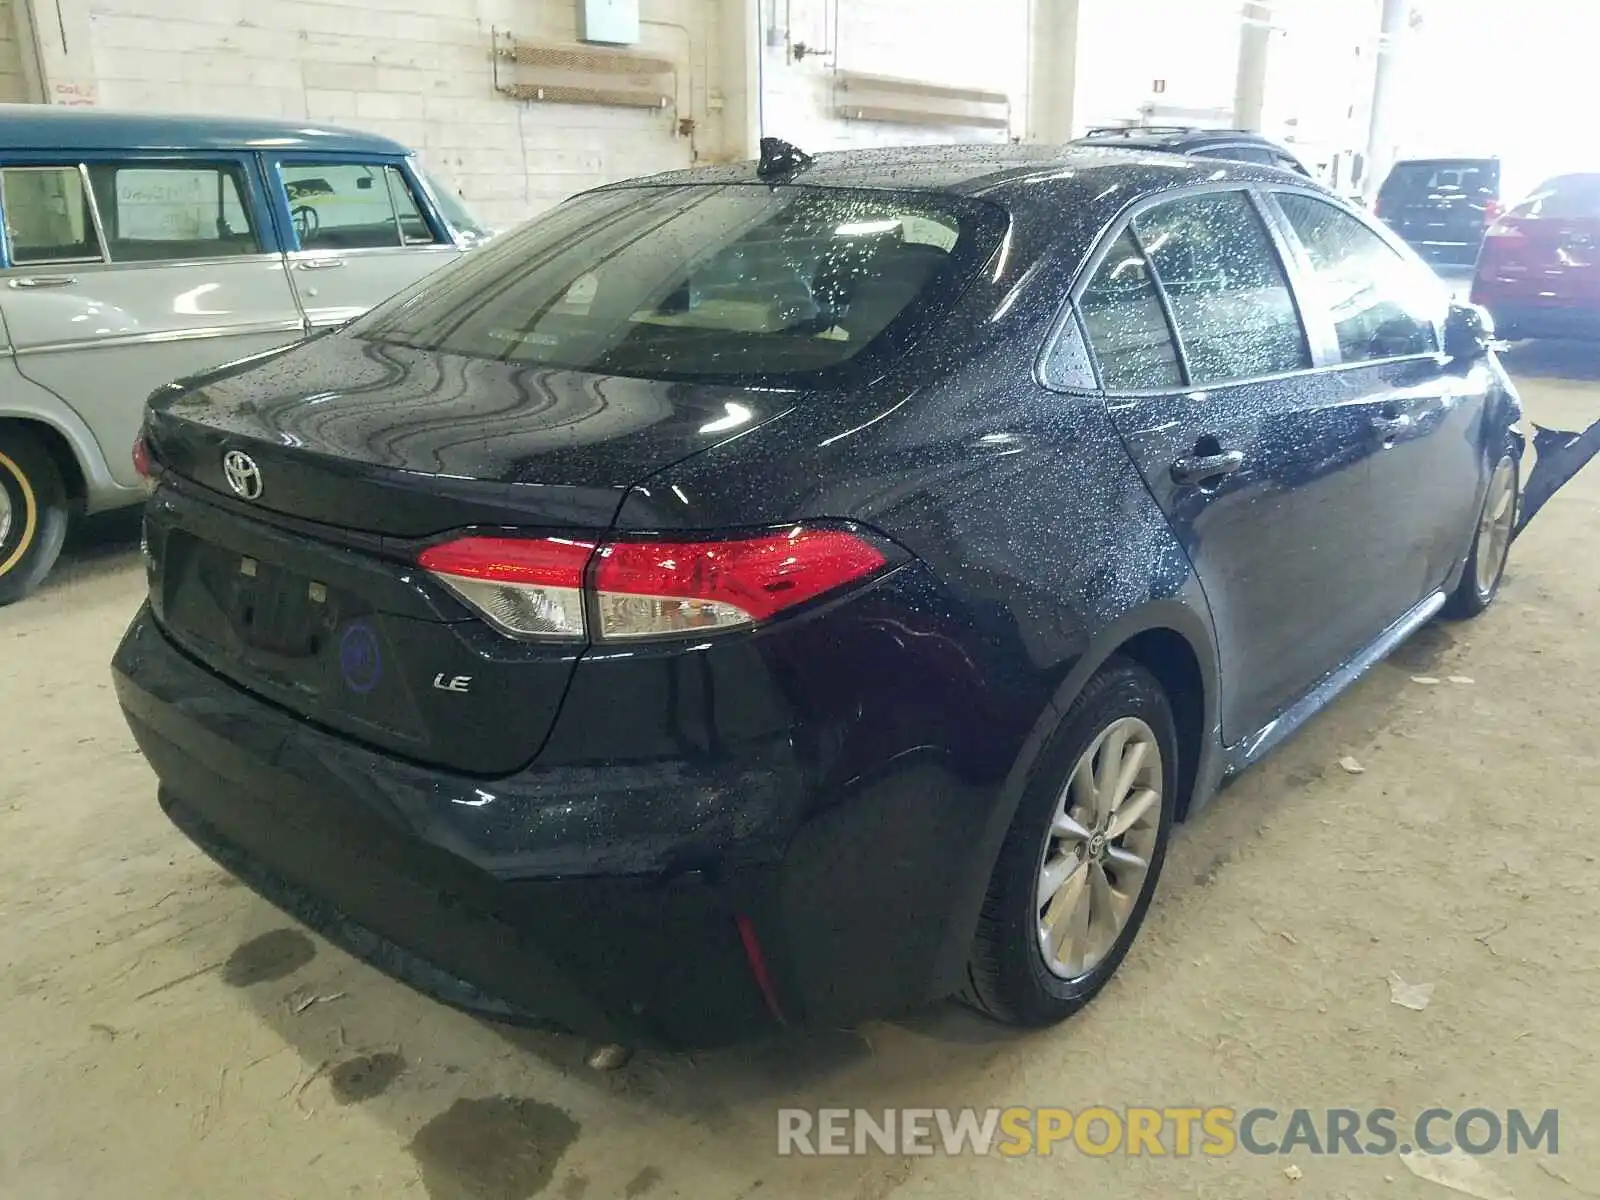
[222,450,263,500]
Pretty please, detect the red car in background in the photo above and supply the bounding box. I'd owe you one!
[1472,174,1600,340]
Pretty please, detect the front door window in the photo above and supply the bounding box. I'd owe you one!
[280,162,438,250]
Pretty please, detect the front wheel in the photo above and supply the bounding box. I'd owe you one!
[962,659,1177,1027]
[0,427,71,606]
[1442,451,1517,619]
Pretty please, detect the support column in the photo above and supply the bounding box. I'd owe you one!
[1364,0,1410,198]
[1233,0,1272,131]
[711,0,762,162]
[16,0,96,105]
[1027,0,1082,143]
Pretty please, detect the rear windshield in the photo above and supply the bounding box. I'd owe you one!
[356,184,1002,383]
[1511,174,1600,219]
[1380,160,1499,200]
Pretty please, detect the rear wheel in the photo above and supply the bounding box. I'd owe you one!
[963,659,1177,1026]
[0,427,70,606]
[1443,452,1517,619]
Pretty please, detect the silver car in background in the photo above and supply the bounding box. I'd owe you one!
[0,104,487,603]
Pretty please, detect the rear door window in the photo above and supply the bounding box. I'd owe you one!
[357,185,1000,382]
[85,161,262,261]
[1,166,105,265]
[1510,175,1600,219]
[281,162,438,250]
[1076,230,1183,390]
[1133,190,1311,384]
[1275,193,1440,362]
[1381,160,1499,204]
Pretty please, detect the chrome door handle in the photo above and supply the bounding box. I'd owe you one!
[1370,413,1414,438]
[1170,449,1245,487]
[8,275,77,288]
[294,258,346,271]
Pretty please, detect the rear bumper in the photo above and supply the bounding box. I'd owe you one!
[113,600,1010,1046]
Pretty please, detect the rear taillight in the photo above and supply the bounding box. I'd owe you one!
[418,525,892,642]
[132,436,157,491]
[418,536,595,640]
[592,527,888,640]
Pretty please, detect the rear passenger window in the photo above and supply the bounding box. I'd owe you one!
[1077,230,1182,391]
[281,162,437,250]
[1275,193,1440,362]
[1510,175,1600,219]
[1134,191,1310,384]
[1,167,104,265]
[85,162,262,261]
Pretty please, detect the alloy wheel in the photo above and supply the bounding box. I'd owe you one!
[1475,457,1516,597]
[1035,716,1164,980]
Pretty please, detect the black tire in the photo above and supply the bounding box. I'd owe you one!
[962,658,1178,1026]
[0,427,70,606]
[1442,451,1518,620]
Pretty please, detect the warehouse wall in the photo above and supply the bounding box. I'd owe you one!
[758,0,1031,149]
[58,0,726,229]
[0,0,34,101]
[1071,0,1241,129]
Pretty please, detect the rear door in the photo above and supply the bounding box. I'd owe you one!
[1476,174,1600,308]
[1270,190,1485,622]
[266,155,460,330]
[0,156,304,488]
[1073,187,1381,742]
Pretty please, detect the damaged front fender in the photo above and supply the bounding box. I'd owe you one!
[1516,417,1600,535]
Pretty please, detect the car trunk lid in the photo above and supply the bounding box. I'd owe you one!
[142,333,799,775]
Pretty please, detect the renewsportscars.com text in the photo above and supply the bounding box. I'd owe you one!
[777,1106,1559,1158]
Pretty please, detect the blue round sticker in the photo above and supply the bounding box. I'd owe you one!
[338,620,382,694]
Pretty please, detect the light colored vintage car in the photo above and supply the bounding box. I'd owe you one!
[0,104,488,603]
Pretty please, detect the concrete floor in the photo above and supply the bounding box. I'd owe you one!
[2,346,1597,1200]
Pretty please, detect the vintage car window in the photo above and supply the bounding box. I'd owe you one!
[1275,192,1440,362]
[418,167,489,242]
[1,166,105,266]
[281,162,438,250]
[84,162,262,261]
[1077,229,1183,390]
[1134,191,1311,385]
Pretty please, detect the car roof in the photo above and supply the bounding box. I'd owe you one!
[1079,127,1287,151]
[0,104,410,155]
[600,143,1315,205]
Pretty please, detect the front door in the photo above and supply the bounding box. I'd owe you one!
[268,157,460,330]
[1270,191,1489,616]
[0,157,304,489]
[1080,189,1382,743]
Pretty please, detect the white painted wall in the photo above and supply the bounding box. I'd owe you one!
[17,0,1383,231]
[65,0,724,228]
[757,0,1030,150]
[0,0,34,101]
[1072,0,1240,130]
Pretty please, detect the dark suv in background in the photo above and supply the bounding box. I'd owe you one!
[1377,157,1503,267]
[1075,126,1311,176]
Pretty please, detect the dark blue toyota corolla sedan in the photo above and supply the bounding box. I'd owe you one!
[114,140,1523,1047]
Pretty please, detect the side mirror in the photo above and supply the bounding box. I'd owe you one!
[1443,302,1495,360]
